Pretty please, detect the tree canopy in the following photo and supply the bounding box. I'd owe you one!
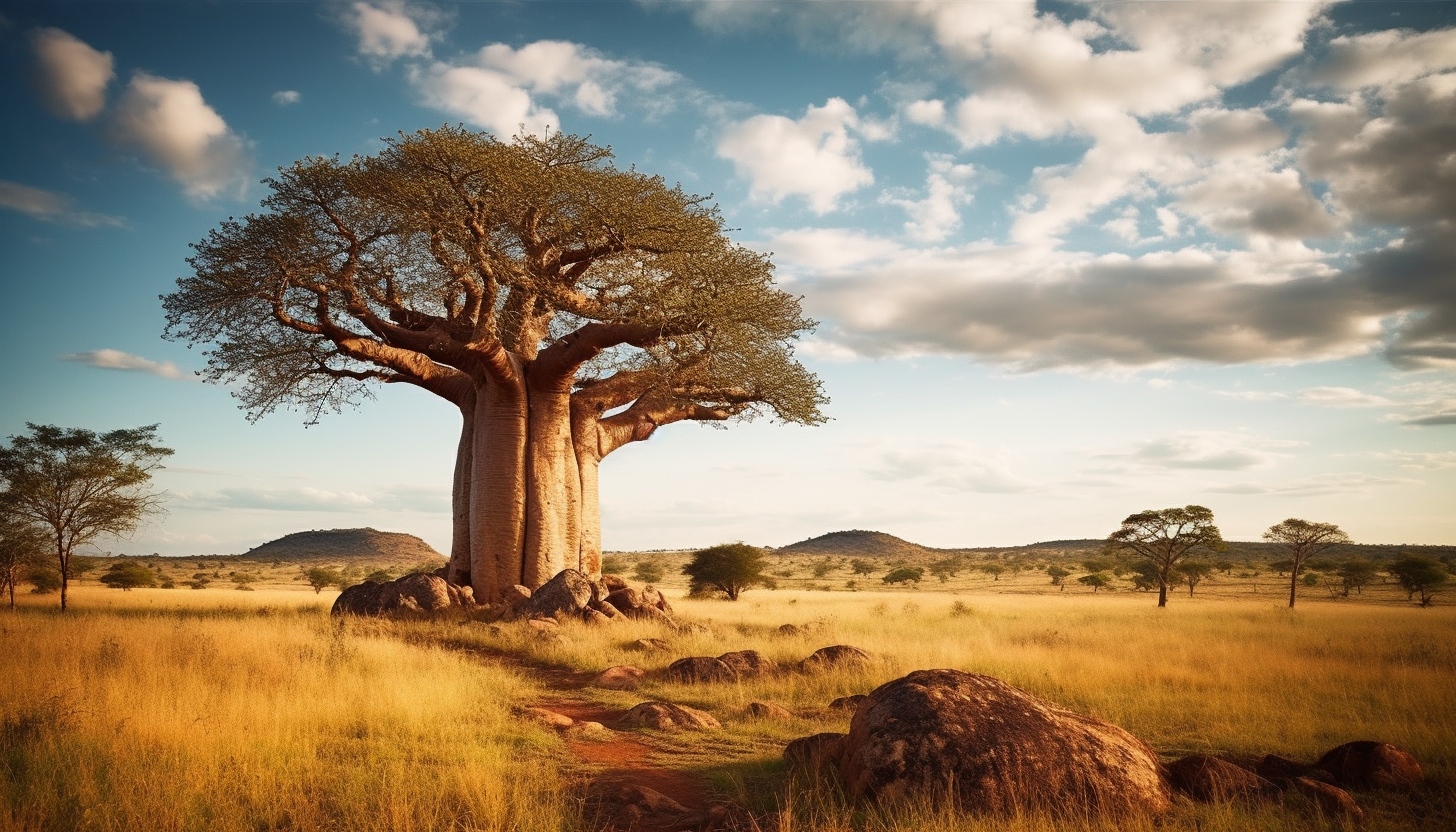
[1106,505,1223,607]
[163,127,825,602]
[682,542,770,600]
[0,424,171,610]
[1263,518,1351,608]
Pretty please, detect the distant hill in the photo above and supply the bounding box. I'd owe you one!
[778,530,939,559]
[243,528,445,567]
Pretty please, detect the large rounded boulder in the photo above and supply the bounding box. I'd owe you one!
[331,573,467,617]
[839,669,1171,817]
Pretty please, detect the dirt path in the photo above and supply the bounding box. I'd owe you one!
[447,643,736,831]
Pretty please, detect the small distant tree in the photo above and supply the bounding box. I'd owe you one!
[811,558,836,579]
[365,568,395,583]
[1077,573,1110,593]
[187,576,211,590]
[1214,559,1235,575]
[980,563,1005,582]
[0,424,172,610]
[1,510,48,609]
[67,555,102,581]
[1337,558,1379,596]
[601,554,628,574]
[1081,557,1113,574]
[99,561,158,590]
[682,543,769,600]
[632,557,666,584]
[1388,556,1450,607]
[882,566,924,585]
[1106,505,1223,608]
[1176,561,1214,597]
[28,567,61,594]
[850,558,876,576]
[304,567,344,594]
[1129,561,1160,592]
[1046,565,1070,588]
[928,557,962,583]
[233,572,259,591]
[1263,518,1351,609]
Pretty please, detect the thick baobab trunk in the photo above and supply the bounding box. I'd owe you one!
[522,388,580,587]
[577,452,603,577]
[447,404,474,586]
[470,380,528,603]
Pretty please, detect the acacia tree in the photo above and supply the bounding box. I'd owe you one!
[1263,518,1351,609]
[0,508,48,609]
[164,128,826,603]
[1106,505,1223,608]
[682,542,770,600]
[0,424,172,610]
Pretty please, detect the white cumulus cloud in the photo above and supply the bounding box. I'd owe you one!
[350,1,432,64]
[0,180,123,227]
[110,73,251,199]
[30,27,114,121]
[717,97,875,214]
[59,348,191,380]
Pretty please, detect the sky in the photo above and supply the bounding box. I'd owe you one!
[2,0,1454,557]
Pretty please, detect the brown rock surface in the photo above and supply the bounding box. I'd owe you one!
[800,645,872,671]
[666,656,737,683]
[630,637,672,653]
[620,701,721,731]
[747,701,793,720]
[784,732,848,778]
[511,569,593,620]
[592,665,646,690]
[331,573,465,617]
[1166,755,1280,803]
[1315,741,1424,792]
[839,669,1171,816]
[829,694,867,712]
[1290,777,1364,821]
[717,650,777,677]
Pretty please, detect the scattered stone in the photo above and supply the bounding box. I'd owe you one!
[640,585,674,616]
[778,623,804,636]
[666,656,737,684]
[784,732,848,778]
[1256,754,1314,781]
[565,721,615,742]
[601,574,629,592]
[620,701,721,731]
[718,650,777,678]
[582,608,612,627]
[331,573,469,618]
[592,665,646,690]
[674,620,711,635]
[800,645,872,672]
[839,669,1171,816]
[1290,777,1364,822]
[587,782,694,832]
[1166,755,1281,803]
[520,706,575,729]
[1315,741,1424,792]
[629,637,672,653]
[748,701,793,720]
[501,584,532,610]
[596,600,623,619]
[829,694,867,713]
[512,569,594,621]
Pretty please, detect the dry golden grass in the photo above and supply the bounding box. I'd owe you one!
[1,586,574,832]
[7,582,1453,831]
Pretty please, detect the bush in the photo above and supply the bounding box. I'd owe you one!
[632,558,666,584]
[99,562,157,591]
[601,554,627,574]
[682,543,769,600]
[28,567,61,594]
[882,566,924,585]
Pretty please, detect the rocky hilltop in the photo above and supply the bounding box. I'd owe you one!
[243,527,445,568]
[778,530,941,559]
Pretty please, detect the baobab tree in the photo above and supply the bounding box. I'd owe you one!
[1263,518,1350,608]
[1106,506,1223,608]
[163,128,826,603]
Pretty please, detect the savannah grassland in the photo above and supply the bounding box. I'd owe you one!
[2,563,1454,832]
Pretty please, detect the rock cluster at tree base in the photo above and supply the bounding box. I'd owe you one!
[507,569,674,626]
[330,572,473,617]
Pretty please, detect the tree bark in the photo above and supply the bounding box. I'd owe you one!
[522,387,579,587]
[470,379,528,603]
[447,403,474,586]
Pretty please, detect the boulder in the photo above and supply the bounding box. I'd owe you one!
[1314,741,1423,792]
[595,600,624,619]
[748,701,794,720]
[1166,755,1280,803]
[829,694,867,713]
[640,585,674,615]
[592,665,646,690]
[778,623,804,637]
[331,573,466,618]
[620,701,721,731]
[604,587,647,617]
[718,650,777,678]
[520,706,575,729]
[501,585,532,610]
[601,574,629,592]
[800,645,872,672]
[1256,754,1317,781]
[1290,777,1364,822]
[565,721,615,742]
[666,656,737,684]
[582,608,612,627]
[839,669,1171,816]
[512,569,593,621]
[784,733,848,778]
